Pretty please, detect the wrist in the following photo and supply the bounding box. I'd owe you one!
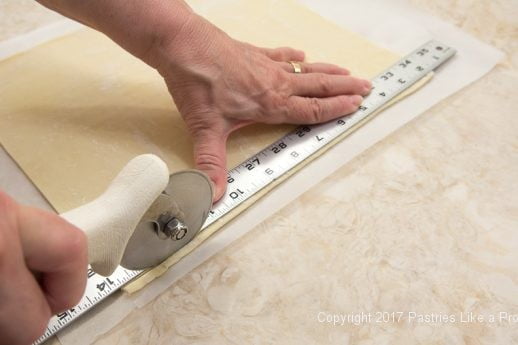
[148,12,226,76]
[125,1,198,69]
[38,0,197,70]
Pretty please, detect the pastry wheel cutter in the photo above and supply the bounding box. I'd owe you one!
[60,154,213,276]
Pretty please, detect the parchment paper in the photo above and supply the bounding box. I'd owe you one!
[0,0,503,344]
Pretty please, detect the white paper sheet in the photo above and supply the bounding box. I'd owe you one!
[0,0,503,344]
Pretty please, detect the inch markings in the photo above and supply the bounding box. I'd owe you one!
[204,39,456,228]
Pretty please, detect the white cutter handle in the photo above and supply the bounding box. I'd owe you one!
[60,154,170,276]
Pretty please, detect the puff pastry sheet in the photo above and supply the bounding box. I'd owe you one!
[0,0,429,291]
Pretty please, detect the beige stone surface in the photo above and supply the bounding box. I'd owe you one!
[0,0,516,344]
[0,0,62,41]
[92,1,517,344]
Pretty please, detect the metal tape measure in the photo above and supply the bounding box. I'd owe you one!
[34,40,456,344]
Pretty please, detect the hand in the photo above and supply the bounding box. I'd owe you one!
[0,191,87,345]
[153,14,372,200]
[35,0,371,202]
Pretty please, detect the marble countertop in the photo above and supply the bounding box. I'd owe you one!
[1,0,517,344]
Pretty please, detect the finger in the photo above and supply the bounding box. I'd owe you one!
[260,46,305,62]
[17,205,88,314]
[283,95,363,124]
[0,192,53,344]
[191,127,229,202]
[0,262,52,344]
[280,61,349,75]
[291,74,371,98]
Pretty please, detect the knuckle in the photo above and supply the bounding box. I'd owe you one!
[266,48,283,60]
[184,114,220,138]
[67,227,88,264]
[316,74,332,93]
[265,90,283,108]
[0,270,51,344]
[55,293,80,312]
[274,101,290,123]
[262,71,290,102]
[47,280,86,314]
[264,91,289,122]
[27,300,52,344]
[280,74,296,96]
[307,98,324,123]
[272,67,288,83]
[195,152,227,193]
[195,151,225,172]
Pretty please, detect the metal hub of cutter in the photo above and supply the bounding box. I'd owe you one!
[120,170,213,270]
[154,215,188,241]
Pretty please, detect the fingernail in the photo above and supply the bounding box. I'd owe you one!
[351,95,363,106]
[203,174,223,202]
[212,182,218,201]
[213,181,224,202]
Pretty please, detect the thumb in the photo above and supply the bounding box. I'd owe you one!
[17,203,88,313]
[192,129,229,202]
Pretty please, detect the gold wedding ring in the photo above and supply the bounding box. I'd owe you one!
[289,61,302,74]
